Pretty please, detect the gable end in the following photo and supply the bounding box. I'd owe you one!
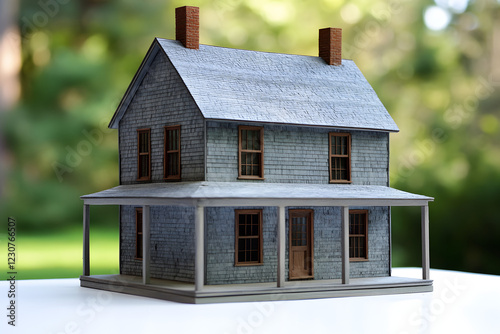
[109,39,205,129]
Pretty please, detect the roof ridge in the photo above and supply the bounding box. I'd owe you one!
[156,37,355,61]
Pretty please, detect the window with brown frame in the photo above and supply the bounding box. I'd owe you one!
[349,210,368,261]
[329,133,351,183]
[137,129,151,181]
[235,209,263,265]
[135,208,143,260]
[164,125,181,180]
[238,126,264,179]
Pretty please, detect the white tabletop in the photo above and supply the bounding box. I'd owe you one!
[1,268,499,334]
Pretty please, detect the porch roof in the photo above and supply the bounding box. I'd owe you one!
[81,182,433,207]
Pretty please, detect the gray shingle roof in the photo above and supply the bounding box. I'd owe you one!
[157,38,398,132]
[109,39,399,132]
[81,182,432,206]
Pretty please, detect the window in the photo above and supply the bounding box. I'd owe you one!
[349,210,368,261]
[135,208,143,259]
[137,129,151,181]
[329,133,351,183]
[164,125,181,180]
[238,126,264,179]
[235,209,263,265]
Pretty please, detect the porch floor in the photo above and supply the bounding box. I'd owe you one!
[80,274,433,304]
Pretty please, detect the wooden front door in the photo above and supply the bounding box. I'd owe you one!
[289,210,314,279]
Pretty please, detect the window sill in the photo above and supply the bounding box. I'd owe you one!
[237,177,265,181]
[350,258,369,262]
[136,177,151,182]
[234,263,264,267]
[329,180,352,184]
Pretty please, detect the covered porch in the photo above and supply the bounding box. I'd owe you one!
[80,182,433,303]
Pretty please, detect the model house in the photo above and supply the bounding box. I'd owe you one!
[80,6,433,303]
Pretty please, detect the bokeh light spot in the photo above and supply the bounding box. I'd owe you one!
[340,3,362,24]
[424,6,452,31]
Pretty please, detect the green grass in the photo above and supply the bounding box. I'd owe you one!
[1,226,119,280]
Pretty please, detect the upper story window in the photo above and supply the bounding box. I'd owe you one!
[164,125,181,180]
[349,210,368,261]
[137,129,151,181]
[235,209,263,265]
[238,126,264,179]
[329,133,351,183]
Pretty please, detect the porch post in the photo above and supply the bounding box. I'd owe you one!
[421,204,430,280]
[142,205,151,284]
[277,205,286,288]
[83,204,90,276]
[341,206,349,284]
[195,204,205,291]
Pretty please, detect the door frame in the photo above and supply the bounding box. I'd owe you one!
[288,209,314,280]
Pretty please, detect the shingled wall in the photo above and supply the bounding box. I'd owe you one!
[205,206,390,284]
[118,52,205,185]
[206,121,389,185]
[120,205,195,282]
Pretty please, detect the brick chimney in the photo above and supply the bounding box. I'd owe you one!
[319,27,342,66]
[175,6,199,49]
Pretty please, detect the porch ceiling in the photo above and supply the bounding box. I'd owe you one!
[81,182,433,207]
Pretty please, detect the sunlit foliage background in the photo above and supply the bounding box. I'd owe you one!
[1,0,499,277]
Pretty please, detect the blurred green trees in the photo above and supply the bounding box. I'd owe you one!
[1,0,499,274]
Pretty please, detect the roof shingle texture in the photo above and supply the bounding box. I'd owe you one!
[82,182,432,202]
[157,38,399,132]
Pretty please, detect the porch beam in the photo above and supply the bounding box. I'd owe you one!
[421,204,430,280]
[277,206,286,287]
[341,206,349,284]
[142,205,151,285]
[82,197,433,208]
[83,204,90,276]
[196,198,431,208]
[195,205,205,292]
